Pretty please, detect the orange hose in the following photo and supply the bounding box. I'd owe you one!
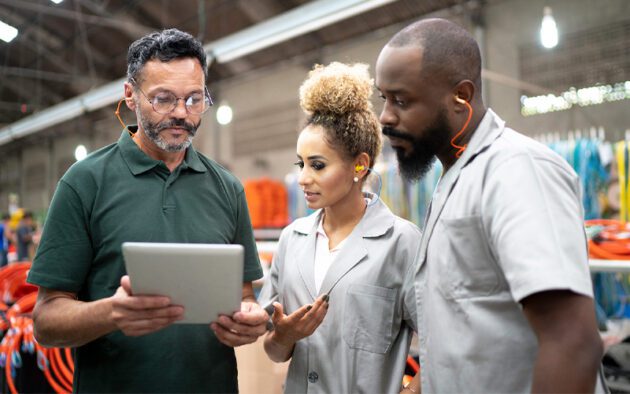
[406,355,420,373]
[49,348,72,392]
[51,348,73,390]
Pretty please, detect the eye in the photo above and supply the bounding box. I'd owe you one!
[153,94,175,105]
[311,161,325,171]
[394,97,406,107]
[187,94,204,105]
[379,94,386,101]
[293,161,304,169]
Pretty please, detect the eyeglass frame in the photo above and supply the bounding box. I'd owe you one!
[129,78,214,115]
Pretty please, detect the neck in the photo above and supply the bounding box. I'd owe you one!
[322,189,367,240]
[132,127,186,172]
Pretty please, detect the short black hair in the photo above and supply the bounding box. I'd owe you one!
[388,18,481,89]
[22,211,33,219]
[127,28,207,83]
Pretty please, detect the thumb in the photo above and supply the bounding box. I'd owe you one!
[120,275,133,295]
[271,302,284,324]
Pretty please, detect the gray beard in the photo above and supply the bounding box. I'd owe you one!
[137,108,195,152]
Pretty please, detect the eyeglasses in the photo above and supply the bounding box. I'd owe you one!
[131,78,213,115]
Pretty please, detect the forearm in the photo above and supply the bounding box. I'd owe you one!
[33,296,117,348]
[263,330,295,363]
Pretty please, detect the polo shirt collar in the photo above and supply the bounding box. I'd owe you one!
[118,126,207,175]
[293,192,394,238]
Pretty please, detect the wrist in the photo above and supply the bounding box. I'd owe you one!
[269,330,295,348]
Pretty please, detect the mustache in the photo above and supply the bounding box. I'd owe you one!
[382,126,413,142]
[157,119,195,134]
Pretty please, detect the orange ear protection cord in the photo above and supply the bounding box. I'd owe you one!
[450,96,473,158]
[115,98,136,137]
[115,98,127,129]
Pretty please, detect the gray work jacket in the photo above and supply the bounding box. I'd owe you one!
[259,195,420,394]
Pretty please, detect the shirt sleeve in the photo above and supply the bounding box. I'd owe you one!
[401,224,421,333]
[27,180,94,292]
[482,153,593,302]
[257,227,289,307]
[233,189,263,282]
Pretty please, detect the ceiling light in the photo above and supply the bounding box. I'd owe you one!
[209,0,396,63]
[50,0,64,4]
[540,6,558,49]
[0,20,18,43]
[74,145,87,161]
[216,104,233,125]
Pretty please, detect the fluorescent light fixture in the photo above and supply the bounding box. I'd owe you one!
[540,6,558,49]
[0,20,18,43]
[520,81,630,116]
[50,0,64,4]
[0,0,398,146]
[208,0,396,63]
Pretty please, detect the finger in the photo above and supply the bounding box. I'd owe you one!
[233,303,268,326]
[302,301,329,333]
[120,275,133,295]
[302,295,327,318]
[285,303,314,324]
[211,323,258,347]
[115,294,173,310]
[271,302,284,325]
[113,305,184,324]
[215,315,266,338]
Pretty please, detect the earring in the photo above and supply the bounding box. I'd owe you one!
[353,176,359,183]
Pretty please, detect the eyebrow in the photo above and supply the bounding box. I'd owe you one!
[377,87,408,95]
[150,87,205,95]
[296,154,327,161]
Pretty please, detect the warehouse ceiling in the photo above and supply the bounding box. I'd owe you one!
[0,0,482,144]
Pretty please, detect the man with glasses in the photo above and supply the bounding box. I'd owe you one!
[27,29,268,393]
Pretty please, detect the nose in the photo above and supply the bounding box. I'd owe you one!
[297,168,311,187]
[171,98,188,119]
[379,101,397,127]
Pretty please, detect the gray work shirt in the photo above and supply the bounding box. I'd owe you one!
[416,109,605,393]
[259,195,420,393]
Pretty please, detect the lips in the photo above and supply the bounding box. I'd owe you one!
[303,191,320,202]
[387,137,408,150]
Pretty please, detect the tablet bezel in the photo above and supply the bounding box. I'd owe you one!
[122,242,244,324]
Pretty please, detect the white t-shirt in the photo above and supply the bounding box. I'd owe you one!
[314,216,347,293]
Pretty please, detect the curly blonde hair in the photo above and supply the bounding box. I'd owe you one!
[299,62,382,167]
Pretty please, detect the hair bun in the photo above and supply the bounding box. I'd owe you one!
[299,62,373,114]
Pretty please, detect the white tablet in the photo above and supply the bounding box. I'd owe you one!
[122,242,243,324]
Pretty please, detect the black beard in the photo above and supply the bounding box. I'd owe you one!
[382,108,451,182]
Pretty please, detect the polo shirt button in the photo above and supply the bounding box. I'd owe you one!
[308,371,318,383]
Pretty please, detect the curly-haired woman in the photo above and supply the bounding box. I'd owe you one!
[258,62,421,394]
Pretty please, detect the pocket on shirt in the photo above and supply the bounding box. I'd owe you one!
[437,215,502,299]
[342,283,396,354]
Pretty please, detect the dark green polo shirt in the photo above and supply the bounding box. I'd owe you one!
[28,127,263,393]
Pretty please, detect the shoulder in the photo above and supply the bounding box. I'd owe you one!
[492,129,573,169]
[392,215,422,237]
[60,142,119,189]
[481,128,577,182]
[195,152,245,194]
